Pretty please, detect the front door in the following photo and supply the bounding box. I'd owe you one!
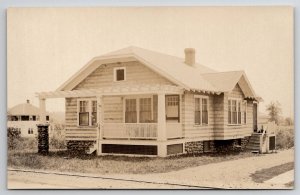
[253,103,258,131]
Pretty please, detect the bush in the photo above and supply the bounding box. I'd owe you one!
[276,126,294,149]
[7,127,21,150]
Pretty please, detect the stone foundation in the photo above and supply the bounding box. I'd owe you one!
[185,141,204,154]
[67,141,96,152]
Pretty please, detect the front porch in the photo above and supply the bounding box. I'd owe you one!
[37,84,184,157]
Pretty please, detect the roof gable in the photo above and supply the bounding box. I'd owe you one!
[57,46,218,92]
[202,71,257,98]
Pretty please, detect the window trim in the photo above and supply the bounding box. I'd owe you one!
[113,67,126,82]
[77,98,97,127]
[227,98,243,126]
[194,95,209,126]
[123,95,153,123]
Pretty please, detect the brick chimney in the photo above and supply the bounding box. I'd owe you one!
[184,48,195,66]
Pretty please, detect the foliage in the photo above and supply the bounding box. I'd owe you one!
[284,117,294,126]
[7,127,21,150]
[276,126,294,149]
[266,101,282,125]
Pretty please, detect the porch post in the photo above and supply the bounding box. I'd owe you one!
[157,93,167,157]
[39,98,46,123]
[97,95,103,155]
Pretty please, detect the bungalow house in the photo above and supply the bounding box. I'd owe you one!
[37,46,263,157]
[7,100,50,137]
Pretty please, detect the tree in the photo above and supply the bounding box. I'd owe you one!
[266,101,282,125]
[285,117,294,126]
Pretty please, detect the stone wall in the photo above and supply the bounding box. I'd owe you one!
[185,141,204,154]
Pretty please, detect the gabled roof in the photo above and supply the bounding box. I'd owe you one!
[8,102,41,116]
[202,71,257,98]
[57,46,258,99]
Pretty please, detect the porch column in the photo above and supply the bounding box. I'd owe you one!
[39,98,46,123]
[97,96,103,156]
[37,98,49,155]
[157,93,167,157]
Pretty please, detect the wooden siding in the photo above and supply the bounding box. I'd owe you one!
[65,97,97,141]
[223,84,254,139]
[74,61,174,90]
[182,92,215,140]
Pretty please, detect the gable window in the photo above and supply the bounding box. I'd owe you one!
[78,99,97,126]
[228,99,242,125]
[114,67,126,82]
[194,95,209,125]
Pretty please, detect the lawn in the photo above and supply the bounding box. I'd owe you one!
[8,150,257,175]
[250,162,294,183]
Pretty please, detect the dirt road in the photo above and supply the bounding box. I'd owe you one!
[7,149,294,189]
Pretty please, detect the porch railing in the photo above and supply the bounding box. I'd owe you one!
[103,123,157,139]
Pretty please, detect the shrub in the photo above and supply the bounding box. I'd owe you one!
[7,127,21,150]
[276,126,294,149]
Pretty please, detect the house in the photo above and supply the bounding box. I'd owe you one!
[37,46,262,157]
[7,100,50,137]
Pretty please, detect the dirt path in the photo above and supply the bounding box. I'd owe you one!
[8,149,294,189]
[111,149,294,189]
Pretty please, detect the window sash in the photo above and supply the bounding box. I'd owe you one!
[194,97,208,125]
[78,100,97,126]
[228,99,243,125]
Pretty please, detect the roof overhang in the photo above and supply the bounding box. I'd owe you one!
[38,84,184,99]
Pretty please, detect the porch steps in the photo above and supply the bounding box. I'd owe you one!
[86,143,97,154]
[246,133,262,153]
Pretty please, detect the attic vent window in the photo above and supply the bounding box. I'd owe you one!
[114,67,126,82]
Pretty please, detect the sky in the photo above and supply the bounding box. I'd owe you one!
[7,7,293,118]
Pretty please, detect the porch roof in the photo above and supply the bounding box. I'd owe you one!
[36,84,184,99]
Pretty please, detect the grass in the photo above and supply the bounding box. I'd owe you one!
[8,150,257,175]
[250,162,294,183]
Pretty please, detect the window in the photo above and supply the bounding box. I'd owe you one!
[166,95,179,121]
[243,101,247,124]
[114,67,126,81]
[21,115,29,121]
[92,101,97,126]
[125,99,137,123]
[46,115,50,121]
[139,98,152,123]
[78,99,97,126]
[125,96,154,123]
[28,128,33,134]
[194,96,209,125]
[228,99,242,125]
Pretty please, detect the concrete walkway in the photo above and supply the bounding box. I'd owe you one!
[264,170,294,186]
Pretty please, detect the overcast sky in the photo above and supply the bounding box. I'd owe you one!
[7,7,293,117]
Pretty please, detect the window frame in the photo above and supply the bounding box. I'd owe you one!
[123,95,154,124]
[165,95,180,122]
[113,67,126,82]
[77,98,97,127]
[227,98,243,126]
[194,95,209,126]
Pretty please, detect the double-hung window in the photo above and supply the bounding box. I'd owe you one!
[125,96,153,123]
[194,95,209,125]
[228,99,242,125]
[78,99,97,126]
